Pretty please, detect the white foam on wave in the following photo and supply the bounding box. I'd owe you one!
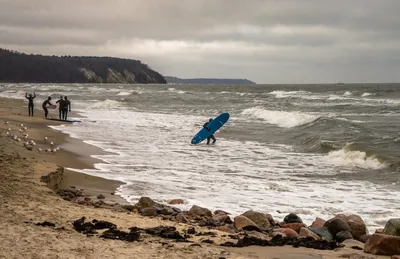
[90,99,124,109]
[268,90,313,99]
[116,91,132,96]
[343,91,352,96]
[362,92,373,97]
[241,107,320,128]
[325,146,385,170]
[0,90,26,100]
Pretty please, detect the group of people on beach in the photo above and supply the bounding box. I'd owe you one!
[25,93,71,120]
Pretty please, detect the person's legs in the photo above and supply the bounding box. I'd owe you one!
[63,109,68,120]
[28,105,31,116]
[210,135,216,144]
[29,105,34,116]
[206,136,211,145]
[44,107,48,118]
[59,109,62,120]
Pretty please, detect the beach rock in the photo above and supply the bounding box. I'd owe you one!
[241,210,271,230]
[311,217,326,228]
[281,228,299,238]
[299,227,321,240]
[335,230,354,242]
[134,197,159,210]
[168,199,184,205]
[188,205,212,218]
[309,227,334,241]
[360,234,372,243]
[246,231,271,241]
[280,223,307,233]
[383,218,400,236]
[212,213,233,224]
[364,233,400,255]
[174,213,189,223]
[375,228,384,234]
[96,194,105,199]
[121,205,135,211]
[214,210,230,215]
[77,198,87,205]
[329,214,368,240]
[266,214,276,226]
[341,239,365,250]
[234,216,261,232]
[325,218,351,236]
[57,189,82,201]
[141,207,158,217]
[284,213,303,223]
[158,206,175,216]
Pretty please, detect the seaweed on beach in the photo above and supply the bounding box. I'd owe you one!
[73,217,117,234]
[100,228,141,242]
[221,235,340,250]
[144,226,187,241]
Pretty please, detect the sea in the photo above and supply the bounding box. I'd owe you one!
[1,83,399,231]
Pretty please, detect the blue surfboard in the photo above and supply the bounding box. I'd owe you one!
[191,113,230,145]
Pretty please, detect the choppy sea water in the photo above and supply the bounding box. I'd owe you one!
[2,83,400,231]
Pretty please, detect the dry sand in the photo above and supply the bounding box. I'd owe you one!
[0,97,390,259]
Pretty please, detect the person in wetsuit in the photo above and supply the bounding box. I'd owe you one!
[56,96,65,120]
[42,96,53,119]
[25,92,36,116]
[63,96,71,120]
[203,118,216,145]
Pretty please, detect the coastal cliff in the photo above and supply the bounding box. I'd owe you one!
[0,49,166,84]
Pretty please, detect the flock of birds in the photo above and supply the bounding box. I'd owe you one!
[4,121,60,153]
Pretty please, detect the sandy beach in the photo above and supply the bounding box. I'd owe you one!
[0,97,392,259]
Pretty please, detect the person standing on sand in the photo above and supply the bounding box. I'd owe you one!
[25,92,36,116]
[63,96,71,120]
[56,96,65,120]
[42,96,53,119]
[203,118,216,145]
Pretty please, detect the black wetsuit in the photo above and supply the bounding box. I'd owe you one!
[56,99,65,120]
[42,100,52,118]
[63,99,71,120]
[203,121,216,145]
[25,94,36,116]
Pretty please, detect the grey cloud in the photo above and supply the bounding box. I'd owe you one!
[1,0,400,83]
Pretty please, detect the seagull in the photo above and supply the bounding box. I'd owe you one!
[47,148,52,152]
[50,141,54,145]
[23,136,28,140]
[52,149,57,152]
[56,147,60,151]
[17,138,21,142]
[5,121,9,124]
[37,148,43,152]
[23,127,27,131]
[20,124,24,127]
[19,129,22,133]
[7,128,11,131]
[44,137,48,140]
[6,131,9,135]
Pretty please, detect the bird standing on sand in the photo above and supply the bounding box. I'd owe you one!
[50,141,54,145]
[44,137,48,140]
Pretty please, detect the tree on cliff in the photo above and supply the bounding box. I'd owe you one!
[0,48,166,84]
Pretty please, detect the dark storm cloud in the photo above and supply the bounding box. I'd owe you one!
[1,0,400,83]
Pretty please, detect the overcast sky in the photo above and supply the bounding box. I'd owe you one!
[1,0,400,83]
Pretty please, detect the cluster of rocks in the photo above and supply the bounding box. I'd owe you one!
[129,197,400,255]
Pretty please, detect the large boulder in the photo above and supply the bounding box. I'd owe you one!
[299,227,321,240]
[284,213,303,223]
[280,223,307,233]
[281,228,298,238]
[383,218,400,237]
[309,227,334,241]
[188,205,212,218]
[364,233,400,255]
[329,214,368,240]
[234,216,261,232]
[311,217,326,228]
[242,210,271,230]
[335,230,354,243]
[133,197,159,210]
[325,218,351,236]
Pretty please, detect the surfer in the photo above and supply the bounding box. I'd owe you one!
[63,96,71,120]
[203,118,216,144]
[42,96,53,119]
[25,92,36,116]
[56,96,65,120]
